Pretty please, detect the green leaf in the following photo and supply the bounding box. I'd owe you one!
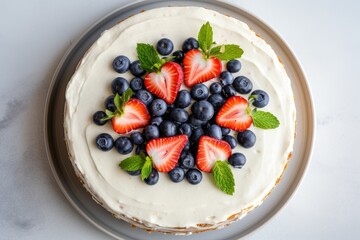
[114,93,121,112]
[136,43,161,72]
[101,109,115,121]
[141,156,153,180]
[212,160,235,195]
[121,88,133,107]
[209,44,244,60]
[198,21,213,52]
[252,110,280,129]
[119,155,145,171]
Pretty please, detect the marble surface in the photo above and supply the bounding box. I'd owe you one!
[1,0,359,239]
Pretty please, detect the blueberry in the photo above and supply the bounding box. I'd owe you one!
[112,55,130,73]
[250,90,269,108]
[104,95,116,112]
[168,166,185,183]
[191,84,209,100]
[222,85,237,99]
[179,152,195,169]
[130,77,144,92]
[188,115,207,127]
[159,120,177,137]
[191,100,214,121]
[186,168,202,185]
[222,135,237,149]
[178,123,192,137]
[135,144,146,155]
[182,37,199,53]
[219,71,234,86]
[144,168,159,185]
[175,90,191,108]
[221,127,231,135]
[130,132,145,145]
[233,76,253,94]
[144,125,160,140]
[170,108,189,123]
[135,89,153,106]
[114,136,133,154]
[111,77,129,95]
[207,93,226,111]
[127,169,141,176]
[191,127,204,143]
[93,111,107,126]
[130,60,146,77]
[183,141,190,151]
[209,82,223,94]
[156,38,174,56]
[172,50,185,63]
[150,116,163,126]
[95,133,114,151]
[150,99,167,117]
[206,124,222,140]
[226,59,241,73]
[237,130,256,148]
[228,153,246,168]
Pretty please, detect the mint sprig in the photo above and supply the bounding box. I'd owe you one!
[197,22,243,60]
[119,154,153,180]
[136,43,164,72]
[141,156,153,180]
[212,160,235,195]
[101,88,133,121]
[252,110,280,129]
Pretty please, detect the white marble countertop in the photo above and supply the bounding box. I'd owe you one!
[1,0,359,239]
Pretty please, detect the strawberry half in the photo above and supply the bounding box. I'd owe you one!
[216,96,253,132]
[183,49,222,87]
[146,135,188,172]
[111,98,150,134]
[144,61,183,104]
[196,136,232,173]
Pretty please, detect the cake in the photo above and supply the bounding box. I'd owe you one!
[64,6,296,234]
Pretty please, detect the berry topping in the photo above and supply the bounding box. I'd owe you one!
[219,71,234,86]
[95,133,114,151]
[168,166,185,183]
[111,77,130,95]
[130,77,144,92]
[135,89,153,106]
[222,85,237,99]
[114,136,133,154]
[104,95,116,112]
[191,100,214,121]
[179,152,195,169]
[209,82,223,94]
[127,169,141,176]
[206,124,222,140]
[146,135,188,172]
[185,168,202,185]
[182,37,199,53]
[250,90,269,108]
[156,38,174,56]
[130,132,145,145]
[172,50,185,63]
[175,89,191,108]
[150,116,163,126]
[113,55,130,73]
[188,114,207,127]
[149,98,167,117]
[233,76,253,94]
[226,59,241,73]
[222,135,237,149]
[207,93,226,111]
[93,111,107,126]
[170,108,189,123]
[216,96,252,132]
[144,168,159,185]
[191,127,204,143]
[237,130,256,148]
[191,83,209,100]
[196,136,232,172]
[221,127,231,135]
[130,60,146,77]
[144,125,160,140]
[228,153,246,168]
[159,120,177,137]
[178,123,192,137]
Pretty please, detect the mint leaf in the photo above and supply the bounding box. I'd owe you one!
[212,160,235,195]
[136,43,161,72]
[120,88,133,107]
[101,109,115,121]
[209,44,244,60]
[141,156,153,180]
[252,110,280,129]
[198,22,213,52]
[119,155,146,171]
[114,93,121,112]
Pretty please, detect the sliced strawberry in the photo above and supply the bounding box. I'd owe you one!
[112,98,150,134]
[146,135,188,172]
[196,136,232,173]
[216,96,253,132]
[144,61,183,104]
[183,49,222,87]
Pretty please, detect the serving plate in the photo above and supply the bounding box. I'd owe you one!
[44,0,315,239]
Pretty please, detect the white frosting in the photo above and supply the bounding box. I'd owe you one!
[64,7,296,233]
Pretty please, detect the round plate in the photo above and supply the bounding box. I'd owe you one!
[44,0,315,239]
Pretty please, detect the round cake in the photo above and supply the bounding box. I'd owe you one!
[64,6,296,234]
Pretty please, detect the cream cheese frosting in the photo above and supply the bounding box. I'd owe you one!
[64,6,296,234]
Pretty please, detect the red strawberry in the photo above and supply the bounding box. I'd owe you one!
[112,98,150,134]
[216,96,252,132]
[146,135,188,172]
[183,49,222,87]
[144,61,183,104]
[196,136,232,173]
